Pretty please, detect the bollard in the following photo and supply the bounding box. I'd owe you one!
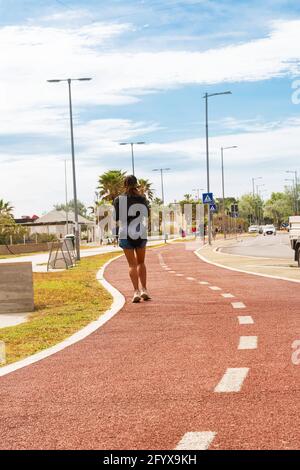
[0,341,6,365]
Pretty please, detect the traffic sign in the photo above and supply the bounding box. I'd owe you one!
[210,203,217,212]
[202,192,214,204]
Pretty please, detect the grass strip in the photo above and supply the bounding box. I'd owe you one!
[0,252,119,366]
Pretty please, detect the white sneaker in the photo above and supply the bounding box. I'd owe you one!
[140,288,151,301]
[132,290,141,303]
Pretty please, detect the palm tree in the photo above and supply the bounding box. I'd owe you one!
[98,170,127,202]
[0,199,13,216]
[138,178,154,200]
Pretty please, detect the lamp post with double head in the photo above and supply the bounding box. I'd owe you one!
[47,77,92,261]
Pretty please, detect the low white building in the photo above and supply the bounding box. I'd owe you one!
[26,210,96,241]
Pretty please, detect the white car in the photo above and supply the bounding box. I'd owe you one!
[263,225,276,236]
[248,225,259,233]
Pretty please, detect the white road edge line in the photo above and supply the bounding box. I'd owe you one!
[231,302,246,309]
[0,255,125,378]
[175,432,216,450]
[238,336,258,350]
[194,248,300,284]
[214,367,249,393]
[238,316,254,325]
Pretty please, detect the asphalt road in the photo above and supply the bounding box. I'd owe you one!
[220,233,294,259]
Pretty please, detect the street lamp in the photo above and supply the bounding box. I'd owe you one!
[203,90,232,245]
[286,170,298,214]
[47,77,92,261]
[119,142,146,176]
[256,184,265,225]
[221,146,237,238]
[192,188,205,201]
[251,176,262,224]
[152,168,171,242]
[285,177,296,214]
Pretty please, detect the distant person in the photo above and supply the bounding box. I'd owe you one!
[114,175,151,303]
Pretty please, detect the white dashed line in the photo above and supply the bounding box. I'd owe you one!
[222,293,235,298]
[199,281,210,285]
[231,302,246,309]
[186,277,195,281]
[169,271,176,274]
[176,274,184,277]
[175,432,216,450]
[238,336,258,350]
[214,368,249,393]
[209,286,222,291]
[238,316,254,325]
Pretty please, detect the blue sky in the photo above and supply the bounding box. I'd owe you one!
[1,0,300,215]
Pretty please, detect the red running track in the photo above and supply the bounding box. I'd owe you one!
[0,242,300,449]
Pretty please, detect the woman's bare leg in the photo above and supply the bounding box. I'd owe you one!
[135,247,147,289]
[123,249,139,290]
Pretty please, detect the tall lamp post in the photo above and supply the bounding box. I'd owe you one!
[47,77,92,261]
[152,168,171,242]
[256,183,265,225]
[221,145,237,238]
[119,142,146,176]
[203,91,232,245]
[64,160,69,235]
[286,170,298,214]
[285,178,296,214]
[192,188,205,202]
[252,176,262,223]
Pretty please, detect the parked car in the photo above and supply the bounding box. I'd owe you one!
[248,225,259,233]
[263,225,276,236]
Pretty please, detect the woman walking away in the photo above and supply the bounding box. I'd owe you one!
[114,175,151,303]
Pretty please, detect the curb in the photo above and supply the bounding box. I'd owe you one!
[0,255,125,378]
[195,248,300,284]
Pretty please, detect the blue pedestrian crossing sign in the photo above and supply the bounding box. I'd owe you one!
[202,192,214,204]
[210,203,217,212]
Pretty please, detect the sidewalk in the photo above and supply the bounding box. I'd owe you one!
[0,241,300,449]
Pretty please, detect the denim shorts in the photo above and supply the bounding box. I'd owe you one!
[119,238,147,250]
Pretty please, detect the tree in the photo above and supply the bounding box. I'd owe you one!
[98,170,127,202]
[54,199,89,218]
[238,193,263,223]
[138,178,154,200]
[0,214,27,245]
[0,199,14,216]
[263,192,293,226]
[152,197,163,206]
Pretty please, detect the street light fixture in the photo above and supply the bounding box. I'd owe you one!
[119,142,146,176]
[152,168,171,242]
[203,90,232,245]
[221,145,238,238]
[47,77,92,261]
